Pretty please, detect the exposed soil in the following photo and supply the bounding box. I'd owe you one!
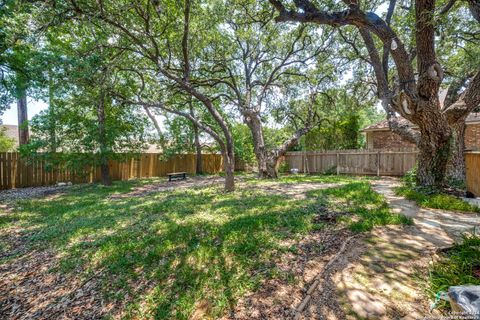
[0,249,117,320]
[0,185,72,203]
[245,182,344,200]
[221,228,357,320]
[3,177,476,320]
[303,226,436,320]
[0,177,347,320]
[473,265,480,279]
[108,175,225,200]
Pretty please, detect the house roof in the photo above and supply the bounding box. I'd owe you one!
[1,125,19,146]
[362,112,480,132]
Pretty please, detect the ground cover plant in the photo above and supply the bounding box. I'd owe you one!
[394,167,480,213]
[428,234,480,310]
[395,186,480,213]
[0,174,410,319]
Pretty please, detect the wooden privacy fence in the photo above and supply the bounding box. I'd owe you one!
[283,148,419,176]
[0,153,224,190]
[466,151,480,197]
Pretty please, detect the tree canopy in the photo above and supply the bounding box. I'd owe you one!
[0,0,478,189]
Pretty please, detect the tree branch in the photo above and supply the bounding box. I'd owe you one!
[444,70,480,124]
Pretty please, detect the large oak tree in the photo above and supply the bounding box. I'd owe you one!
[269,0,480,188]
[207,1,336,178]
[41,0,239,191]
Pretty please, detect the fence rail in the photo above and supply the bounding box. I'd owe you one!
[2,150,478,195]
[466,151,480,197]
[0,153,225,190]
[283,148,419,176]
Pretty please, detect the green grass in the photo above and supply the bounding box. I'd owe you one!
[395,186,480,213]
[428,234,480,309]
[0,174,410,319]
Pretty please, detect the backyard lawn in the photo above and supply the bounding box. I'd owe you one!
[0,175,411,319]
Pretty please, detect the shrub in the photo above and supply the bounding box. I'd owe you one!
[402,166,417,188]
[278,160,290,173]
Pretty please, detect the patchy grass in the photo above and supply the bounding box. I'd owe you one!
[311,181,412,232]
[428,234,480,309]
[395,185,480,213]
[1,175,410,319]
[245,173,374,185]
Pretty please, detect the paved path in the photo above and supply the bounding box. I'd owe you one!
[372,178,480,244]
[299,178,480,320]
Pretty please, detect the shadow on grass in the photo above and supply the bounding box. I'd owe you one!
[2,177,411,319]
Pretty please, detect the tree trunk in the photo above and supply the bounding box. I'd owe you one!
[244,111,270,178]
[265,156,281,178]
[223,149,235,192]
[244,111,313,179]
[416,121,451,189]
[194,124,203,174]
[97,92,112,186]
[446,120,466,184]
[48,74,57,153]
[190,103,203,174]
[17,88,29,145]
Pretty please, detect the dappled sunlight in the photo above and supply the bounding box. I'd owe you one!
[0,175,415,319]
[332,227,435,320]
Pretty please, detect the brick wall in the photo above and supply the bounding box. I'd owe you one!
[369,130,417,149]
[465,123,480,150]
[367,123,480,150]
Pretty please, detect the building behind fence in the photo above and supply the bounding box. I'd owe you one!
[283,148,480,197]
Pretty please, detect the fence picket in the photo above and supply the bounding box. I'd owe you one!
[0,153,225,190]
[284,148,419,176]
[466,152,480,197]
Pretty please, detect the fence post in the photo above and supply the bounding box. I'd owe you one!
[336,153,339,175]
[376,151,380,177]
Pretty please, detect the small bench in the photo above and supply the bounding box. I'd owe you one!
[167,172,187,182]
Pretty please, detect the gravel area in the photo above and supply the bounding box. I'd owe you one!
[0,185,73,203]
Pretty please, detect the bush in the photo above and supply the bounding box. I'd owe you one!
[402,166,417,188]
[0,127,15,152]
[278,160,290,173]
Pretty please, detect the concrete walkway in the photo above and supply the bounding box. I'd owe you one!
[300,178,480,320]
[372,178,480,245]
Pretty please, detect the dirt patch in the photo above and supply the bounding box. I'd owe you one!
[0,185,72,203]
[245,182,343,200]
[473,265,480,279]
[108,175,225,200]
[222,228,356,320]
[108,176,342,201]
[0,249,118,320]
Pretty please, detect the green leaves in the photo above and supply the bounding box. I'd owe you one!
[0,126,15,151]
